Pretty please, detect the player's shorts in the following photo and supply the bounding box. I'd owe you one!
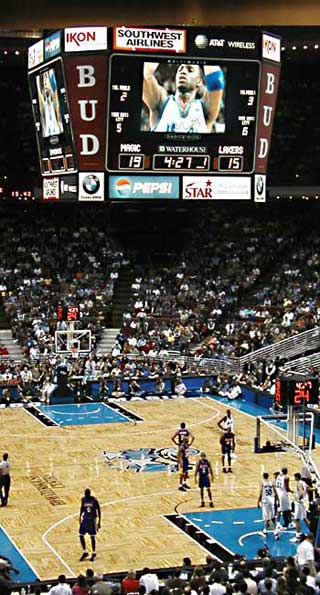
[279,491,291,512]
[79,519,97,536]
[221,445,232,456]
[262,501,275,521]
[199,477,211,489]
[294,501,307,521]
[182,458,189,473]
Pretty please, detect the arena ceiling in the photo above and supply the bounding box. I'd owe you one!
[3,0,320,28]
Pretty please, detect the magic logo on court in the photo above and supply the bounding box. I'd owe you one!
[103,447,200,472]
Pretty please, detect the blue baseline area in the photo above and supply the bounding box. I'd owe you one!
[208,394,320,444]
[184,507,309,560]
[38,402,131,426]
[0,526,38,583]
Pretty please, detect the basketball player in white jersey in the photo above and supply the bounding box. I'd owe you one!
[37,70,63,138]
[275,467,293,530]
[217,409,234,433]
[257,472,279,539]
[217,409,236,455]
[143,62,224,133]
[290,472,310,542]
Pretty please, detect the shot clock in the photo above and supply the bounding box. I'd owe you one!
[275,376,319,407]
[57,305,80,322]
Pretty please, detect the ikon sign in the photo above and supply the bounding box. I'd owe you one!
[64,27,108,52]
[262,33,281,63]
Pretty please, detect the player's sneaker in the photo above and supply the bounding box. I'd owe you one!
[183,484,191,490]
[276,523,282,531]
[289,536,300,543]
[201,501,205,507]
[228,468,233,473]
[90,553,96,562]
[210,502,214,508]
[179,486,187,491]
[263,529,267,536]
[274,532,279,540]
[80,552,89,561]
[223,468,227,473]
[289,522,296,529]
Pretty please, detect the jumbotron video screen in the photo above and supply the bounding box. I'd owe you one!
[28,26,281,202]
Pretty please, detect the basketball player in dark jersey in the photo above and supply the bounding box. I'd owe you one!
[178,438,191,491]
[194,452,214,508]
[220,430,235,473]
[171,422,194,446]
[79,488,101,562]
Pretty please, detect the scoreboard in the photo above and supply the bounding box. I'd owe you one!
[28,26,281,202]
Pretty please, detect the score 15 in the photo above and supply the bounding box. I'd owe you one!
[218,156,243,171]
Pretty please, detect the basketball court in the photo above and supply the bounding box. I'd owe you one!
[0,394,318,582]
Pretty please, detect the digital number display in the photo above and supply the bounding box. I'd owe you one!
[275,376,319,406]
[57,305,80,321]
[106,54,260,174]
[118,154,145,169]
[218,156,244,171]
[153,155,210,171]
[294,381,314,405]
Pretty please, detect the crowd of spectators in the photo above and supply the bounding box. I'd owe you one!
[10,540,320,594]
[118,213,297,362]
[0,208,320,403]
[0,211,127,360]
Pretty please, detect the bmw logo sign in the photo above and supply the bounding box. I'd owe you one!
[195,34,208,49]
[82,174,100,195]
[256,176,264,195]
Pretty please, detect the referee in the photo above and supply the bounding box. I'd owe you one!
[0,453,11,507]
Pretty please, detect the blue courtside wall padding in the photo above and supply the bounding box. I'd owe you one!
[0,526,38,583]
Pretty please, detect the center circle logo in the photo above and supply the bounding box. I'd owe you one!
[82,174,100,195]
[115,178,132,196]
[195,34,208,49]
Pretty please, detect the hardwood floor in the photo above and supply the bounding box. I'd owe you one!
[0,397,316,580]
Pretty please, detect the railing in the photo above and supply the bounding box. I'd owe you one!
[125,352,240,375]
[281,351,320,373]
[239,326,320,367]
[122,327,320,376]
[2,327,320,378]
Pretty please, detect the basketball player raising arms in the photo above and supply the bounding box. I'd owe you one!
[143,62,225,133]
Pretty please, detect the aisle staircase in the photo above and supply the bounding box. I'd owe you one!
[214,238,294,334]
[0,330,25,360]
[111,266,135,327]
[96,327,120,355]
